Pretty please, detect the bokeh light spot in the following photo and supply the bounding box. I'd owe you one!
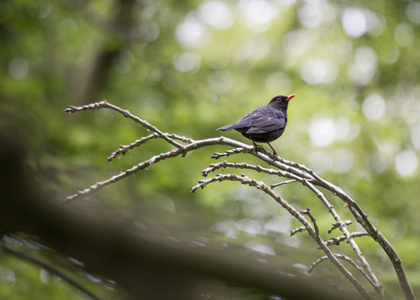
[362,94,386,121]
[308,116,336,147]
[175,15,209,48]
[406,2,420,24]
[211,220,239,239]
[410,123,420,150]
[395,150,418,177]
[173,52,201,73]
[238,218,262,235]
[401,98,420,124]
[264,215,291,234]
[199,1,235,30]
[244,242,275,255]
[282,30,310,56]
[300,59,338,85]
[394,23,414,47]
[298,1,332,29]
[342,8,367,38]
[348,46,377,85]
[238,0,278,32]
[234,35,270,60]
[306,150,332,173]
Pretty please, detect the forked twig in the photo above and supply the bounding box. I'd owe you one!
[65,100,187,154]
[308,254,374,286]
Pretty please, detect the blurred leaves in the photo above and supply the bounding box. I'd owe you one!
[1,0,420,298]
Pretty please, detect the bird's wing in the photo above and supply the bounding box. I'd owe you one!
[245,108,287,134]
[216,111,258,131]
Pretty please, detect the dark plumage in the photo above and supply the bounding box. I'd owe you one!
[217,94,296,155]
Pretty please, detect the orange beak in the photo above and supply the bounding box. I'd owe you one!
[286,94,296,101]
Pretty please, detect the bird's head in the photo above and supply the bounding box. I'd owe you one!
[269,94,296,109]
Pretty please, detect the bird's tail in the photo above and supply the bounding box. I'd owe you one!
[216,124,237,131]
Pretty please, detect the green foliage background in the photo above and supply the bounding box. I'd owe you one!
[1,0,420,298]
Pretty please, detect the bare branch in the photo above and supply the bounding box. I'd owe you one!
[210,147,254,159]
[329,220,353,234]
[290,226,306,237]
[201,161,306,183]
[300,179,382,295]
[191,174,371,299]
[107,133,196,162]
[308,254,374,287]
[270,179,297,189]
[323,237,342,250]
[301,208,319,239]
[108,133,159,162]
[65,100,187,155]
[64,137,267,203]
[190,173,265,193]
[332,232,370,245]
[64,148,183,203]
[64,100,416,300]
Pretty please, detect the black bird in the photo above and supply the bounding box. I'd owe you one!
[217,94,296,156]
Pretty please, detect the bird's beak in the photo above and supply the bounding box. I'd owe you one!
[286,94,296,101]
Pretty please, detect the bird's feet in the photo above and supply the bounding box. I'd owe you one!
[267,142,278,158]
[252,142,278,158]
[252,142,264,153]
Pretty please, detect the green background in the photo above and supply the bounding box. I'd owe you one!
[1,0,420,298]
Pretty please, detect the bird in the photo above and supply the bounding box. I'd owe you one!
[216,94,296,156]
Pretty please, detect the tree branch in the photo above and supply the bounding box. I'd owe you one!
[65,100,187,154]
[191,173,371,300]
[308,254,374,287]
[62,101,416,300]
